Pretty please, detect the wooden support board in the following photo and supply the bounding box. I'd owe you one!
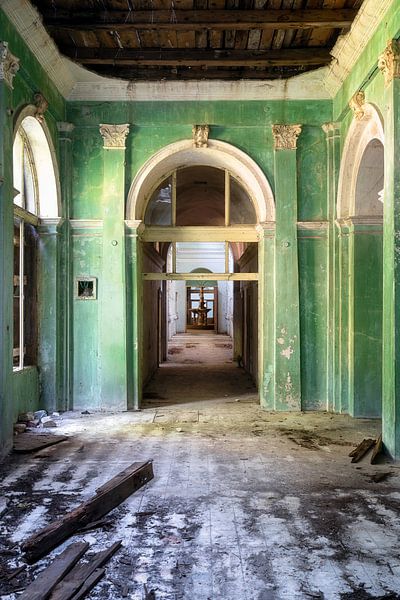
[370,434,383,465]
[349,438,375,463]
[22,461,154,563]
[50,541,121,600]
[19,542,89,600]
[13,433,69,454]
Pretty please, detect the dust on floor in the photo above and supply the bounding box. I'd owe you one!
[0,404,400,600]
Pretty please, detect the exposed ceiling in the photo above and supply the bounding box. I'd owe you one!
[31,0,363,82]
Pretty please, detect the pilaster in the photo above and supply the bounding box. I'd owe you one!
[272,124,302,410]
[57,122,74,410]
[322,122,341,412]
[379,40,400,457]
[0,41,19,456]
[125,220,142,410]
[258,222,275,409]
[99,124,130,409]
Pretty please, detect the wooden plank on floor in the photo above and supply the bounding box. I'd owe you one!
[50,541,121,600]
[370,434,383,464]
[13,433,69,453]
[22,461,154,563]
[68,569,105,600]
[19,542,89,600]
[349,438,375,463]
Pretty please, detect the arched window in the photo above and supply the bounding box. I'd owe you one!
[12,112,59,370]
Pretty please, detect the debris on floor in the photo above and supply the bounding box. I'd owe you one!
[13,433,69,454]
[22,460,154,563]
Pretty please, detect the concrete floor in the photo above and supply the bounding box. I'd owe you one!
[1,334,400,600]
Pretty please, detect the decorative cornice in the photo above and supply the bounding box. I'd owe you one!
[323,0,394,97]
[192,124,209,148]
[272,124,302,150]
[99,124,130,149]
[0,41,19,89]
[33,92,48,123]
[0,0,75,97]
[349,90,366,120]
[378,39,400,87]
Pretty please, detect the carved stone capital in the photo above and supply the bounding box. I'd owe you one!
[378,39,400,87]
[192,124,209,148]
[99,124,130,149]
[0,41,19,89]
[272,124,302,150]
[349,90,366,120]
[34,92,48,124]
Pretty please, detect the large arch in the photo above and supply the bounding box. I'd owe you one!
[13,105,61,218]
[126,139,275,223]
[337,103,384,218]
[336,102,384,419]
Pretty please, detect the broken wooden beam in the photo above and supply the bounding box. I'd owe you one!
[19,542,89,600]
[49,541,121,600]
[13,433,68,454]
[370,434,383,464]
[349,438,375,463]
[22,461,154,563]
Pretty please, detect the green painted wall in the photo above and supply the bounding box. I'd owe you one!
[13,367,39,421]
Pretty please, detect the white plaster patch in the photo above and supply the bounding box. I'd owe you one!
[277,337,285,345]
[281,346,293,359]
[11,505,48,542]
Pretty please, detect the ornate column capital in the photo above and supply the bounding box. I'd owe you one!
[322,122,341,136]
[349,90,366,120]
[99,124,130,149]
[272,124,302,150]
[378,39,400,87]
[192,124,209,148]
[34,92,48,124]
[0,41,19,89]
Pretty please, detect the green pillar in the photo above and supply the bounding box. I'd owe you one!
[99,124,129,410]
[336,219,351,414]
[57,122,74,410]
[322,123,341,412]
[37,220,60,412]
[0,42,19,455]
[379,40,400,457]
[126,220,141,410]
[272,125,302,410]
[259,223,275,409]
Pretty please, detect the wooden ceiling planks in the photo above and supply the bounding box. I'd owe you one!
[32,0,361,81]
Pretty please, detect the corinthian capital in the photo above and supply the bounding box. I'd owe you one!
[0,41,19,89]
[378,39,400,87]
[272,124,302,150]
[349,90,366,120]
[99,124,130,149]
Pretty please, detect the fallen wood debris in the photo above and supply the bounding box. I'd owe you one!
[370,434,383,464]
[19,541,89,600]
[13,433,68,454]
[349,438,375,463]
[68,568,105,600]
[22,460,154,563]
[49,541,121,600]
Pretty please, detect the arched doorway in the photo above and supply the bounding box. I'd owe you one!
[126,139,275,408]
[337,104,384,417]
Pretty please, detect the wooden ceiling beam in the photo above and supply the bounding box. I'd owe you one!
[92,67,307,80]
[44,9,357,31]
[61,47,331,67]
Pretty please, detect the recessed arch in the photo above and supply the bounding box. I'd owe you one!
[337,103,384,218]
[126,139,275,223]
[13,105,61,218]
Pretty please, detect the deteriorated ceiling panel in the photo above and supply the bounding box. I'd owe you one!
[31,0,364,81]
